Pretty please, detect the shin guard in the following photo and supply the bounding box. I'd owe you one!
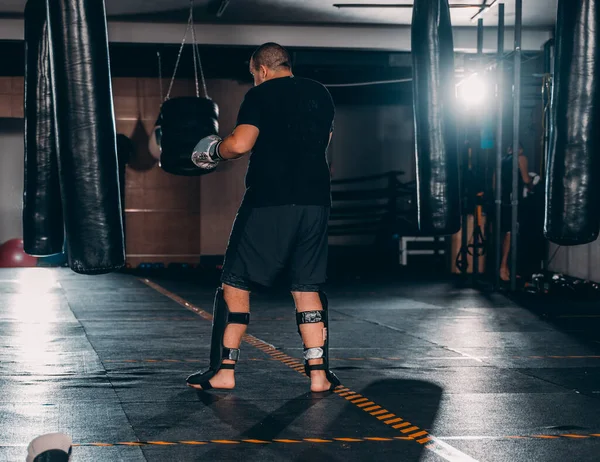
[186,287,249,388]
[296,291,340,389]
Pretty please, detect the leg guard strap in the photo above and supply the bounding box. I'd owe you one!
[228,312,250,325]
[304,347,324,361]
[296,310,325,325]
[223,348,240,362]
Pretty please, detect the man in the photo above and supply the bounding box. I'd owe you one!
[499,143,531,282]
[186,43,339,393]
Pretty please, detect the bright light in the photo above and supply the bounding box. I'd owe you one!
[456,73,489,110]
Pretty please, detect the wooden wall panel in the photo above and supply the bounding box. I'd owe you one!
[115,77,204,268]
[0,77,24,118]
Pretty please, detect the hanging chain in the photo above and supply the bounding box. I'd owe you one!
[165,0,208,100]
[157,51,164,102]
[189,1,200,97]
[190,0,208,98]
[166,19,192,100]
[194,35,208,98]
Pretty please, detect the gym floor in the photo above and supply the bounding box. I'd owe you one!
[2,268,600,462]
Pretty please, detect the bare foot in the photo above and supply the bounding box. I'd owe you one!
[188,369,235,390]
[500,266,510,282]
[310,370,333,392]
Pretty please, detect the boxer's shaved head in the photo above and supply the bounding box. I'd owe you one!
[250,43,291,72]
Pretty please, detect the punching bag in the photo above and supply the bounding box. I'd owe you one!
[158,97,220,176]
[23,0,64,257]
[545,0,600,245]
[46,0,125,274]
[411,0,460,235]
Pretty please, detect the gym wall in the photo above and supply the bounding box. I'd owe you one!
[0,76,25,246]
[0,117,24,245]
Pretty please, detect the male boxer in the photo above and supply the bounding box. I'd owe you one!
[187,43,339,393]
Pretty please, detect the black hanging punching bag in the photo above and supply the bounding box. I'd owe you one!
[545,0,600,245]
[23,0,64,257]
[46,0,125,274]
[411,0,460,235]
[158,97,220,176]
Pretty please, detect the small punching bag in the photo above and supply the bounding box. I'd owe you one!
[158,97,220,176]
[23,0,64,257]
[545,0,600,245]
[154,4,220,176]
[46,0,125,274]
[411,0,460,235]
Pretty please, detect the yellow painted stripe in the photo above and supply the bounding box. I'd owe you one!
[350,398,369,404]
[356,402,377,409]
[369,409,388,416]
[70,433,600,447]
[377,413,396,421]
[400,426,421,434]
[384,418,403,425]
[393,423,412,429]
[363,405,382,412]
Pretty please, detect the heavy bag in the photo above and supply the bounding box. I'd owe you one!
[158,97,220,176]
[23,0,64,257]
[411,0,460,235]
[46,0,125,274]
[545,0,600,245]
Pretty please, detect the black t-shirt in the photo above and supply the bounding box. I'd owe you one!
[235,76,335,207]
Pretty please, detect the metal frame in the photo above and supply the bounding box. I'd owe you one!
[0,19,553,53]
[541,39,554,274]
[510,0,523,291]
[473,18,485,279]
[494,3,505,290]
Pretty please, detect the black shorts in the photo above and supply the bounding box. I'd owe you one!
[500,204,521,234]
[221,205,329,292]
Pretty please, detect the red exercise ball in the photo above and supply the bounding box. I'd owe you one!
[0,238,39,268]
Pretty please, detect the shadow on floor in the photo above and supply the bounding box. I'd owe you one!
[178,379,442,462]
